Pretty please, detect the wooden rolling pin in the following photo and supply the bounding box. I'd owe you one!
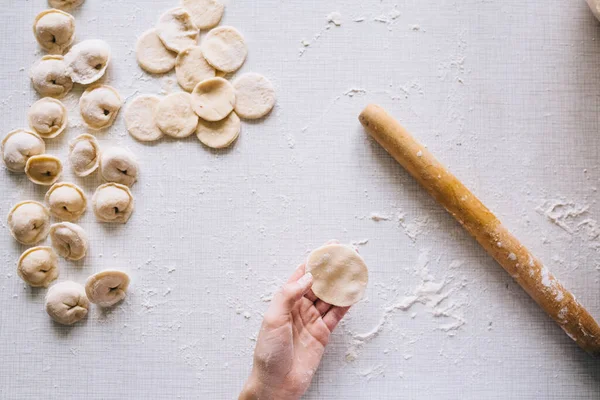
[359,104,600,355]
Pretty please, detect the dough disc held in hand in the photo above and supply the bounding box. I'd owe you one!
[30,55,73,98]
[85,270,130,307]
[201,26,247,73]
[45,182,87,221]
[191,77,235,121]
[28,97,68,139]
[156,92,198,138]
[196,111,240,149]
[156,7,199,53]
[100,147,139,186]
[306,243,369,307]
[125,95,163,142]
[175,46,215,91]
[1,129,45,172]
[233,73,276,119]
[92,183,134,223]
[33,9,75,54]
[18,246,59,288]
[136,29,176,74]
[50,222,88,260]
[45,281,89,325]
[182,0,224,30]
[7,201,51,245]
[69,134,100,177]
[79,85,122,129]
[25,154,62,186]
[64,39,110,85]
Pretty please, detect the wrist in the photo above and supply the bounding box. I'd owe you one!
[239,374,274,400]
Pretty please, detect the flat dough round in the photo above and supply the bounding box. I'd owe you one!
[69,134,100,176]
[136,29,176,74]
[28,97,68,139]
[233,73,276,119]
[30,55,73,98]
[64,39,110,85]
[175,46,215,92]
[45,182,87,221]
[190,77,235,121]
[92,183,134,223]
[306,243,369,307]
[196,111,240,149]
[125,95,163,142]
[201,26,247,73]
[45,281,89,325]
[1,129,45,172]
[50,222,88,261]
[155,92,198,138]
[79,85,122,129]
[85,270,130,307]
[48,0,84,9]
[156,7,199,53]
[100,147,139,186]
[25,154,63,186]
[33,9,75,54]
[17,246,59,288]
[182,0,224,30]
[7,201,51,245]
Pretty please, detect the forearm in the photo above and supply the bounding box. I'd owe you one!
[239,372,299,400]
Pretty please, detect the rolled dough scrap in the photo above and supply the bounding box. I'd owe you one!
[7,201,51,245]
[28,97,68,139]
[45,182,87,221]
[69,134,100,176]
[156,92,198,138]
[156,7,199,53]
[306,243,369,307]
[190,77,235,121]
[48,0,84,9]
[25,154,63,186]
[233,73,276,119]
[125,95,164,142]
[33,9,75,54]
[30,55,73,98]
[45,281,89,325]
[49,222,88,261]
[17,246,59,288]
[100,146,139,187]
[136,29,177,74]
[1,129,45,172]
[64,39,110,85]
[79,85,122,129]
[85,270,130,307]
[201,26,247,73]
[175,46,215,91]
[196,111,240,149]
[92,183,134,223]
[182,0,224,30]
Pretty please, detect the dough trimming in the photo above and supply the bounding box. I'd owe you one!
[92,183,134,223]
[45,281,89,325]
[190,77,235,121]
[196,111,240,149]
[124,95,164,142]
[49,222,88,261]
[233,73,276,119]
[45,182,87,221]
[17,246,59,288]
[1,129,45,172]
[64,39,111,85]
[156,7,199,53]
[136,29,177,74]
[7,201,51,245]
[25,154,62,186]
[201,26,247,73]
[85,270,130,307]
[28,97,68,138]
[69,134,100,177]
[30,55,73,98]
[33,9,75,54]
[79,85,122,129]
[155,92,199,138]
[175,46,215,91]
[100,146,139,186]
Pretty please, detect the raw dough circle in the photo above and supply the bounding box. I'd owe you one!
[30,55,73,98]
[28,97,68,139]
[49,222,88,261]
[92,183,134,223]
[155,92,198,138]
[48,0,84,9]
[69,134,100,177]
[201,26,247,73]
[233,73,276,119]
[64,39,111,85]
[7,201,51,245]
[25,154,63,186]
[100,147,139,187]
[85,270,130,307]
[45,281,89,325]
[175,46,215,92]
[156,7,199,53]
[182,0,224,30]
[125,95,163,142]
[45,182,87,221]
[33,9,75,54]
[79,85,122,129]
[17,246,59,288]
[190,77,235,121]
[306,243,369,307]
[196,111,240,149]
[136,29,176,74]
[1,129,46,172]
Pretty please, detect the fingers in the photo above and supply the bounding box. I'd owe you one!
[304,289,318,302]
[314,300,332,316]
[286,264,306,284]
[271,272,313,316]
[322,306,351,332]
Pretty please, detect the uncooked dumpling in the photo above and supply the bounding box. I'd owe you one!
[190,77,235,121]
[182,0,224,30]
[156,7,199,53]
[45,281,89,325]
[1,129,45,172]
[17,246,59,288]
[175,46,215,91]
[30,55,73,98]
[25,154,62,186]
[136,29,177,74]
[45,182,87,221]
[69,134,100,177]
[85,270,130,307]
[201,26,247,73]
[33,9,75,54]
[196,111,240,149]
[92,183,134,223]
[306,243,369,307]
[233,73,276,119]
[7,201,51,245]
[49,222,88,260]
[155,92,198,138]
[64,39,110,84]
[100,146,139,186]
[28,97,68,138]
[48,0,84,9]
[79,85,122,129]
[124,95,163,142]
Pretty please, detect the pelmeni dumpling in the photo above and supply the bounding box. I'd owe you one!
[64,39,110,84]
[25,154,63,186]
[45,182,87,221]
[45,281,89,325]
[48,0,84,9]
[33,9,75,54]
[85,270,130,307]
[92,183,134,223]
[79,85,122,129]
[156,7,199,53]
[30,55,73,98]
[100,147,139,187]
[17,246,59,287]
[1,129,45,172]
[49,222,88,261]
[7,201,51,245]
[28,97,68,139]
[68,134,100,177]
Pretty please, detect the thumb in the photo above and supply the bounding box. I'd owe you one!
[273,272,313,315]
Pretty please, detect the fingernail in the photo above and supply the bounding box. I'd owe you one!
[297,272,313,287]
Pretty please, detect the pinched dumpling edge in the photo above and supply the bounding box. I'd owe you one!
[7,200,52,245]
[68,134,101,177]
[92,182,135,223]
[45,182,87,221]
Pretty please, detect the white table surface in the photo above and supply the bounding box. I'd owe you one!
[1,0,600,398]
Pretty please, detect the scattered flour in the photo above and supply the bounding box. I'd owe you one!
[370,212,390,221]
[343,88,367,97]
[537,200,600,241]
[326,12,342,26]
